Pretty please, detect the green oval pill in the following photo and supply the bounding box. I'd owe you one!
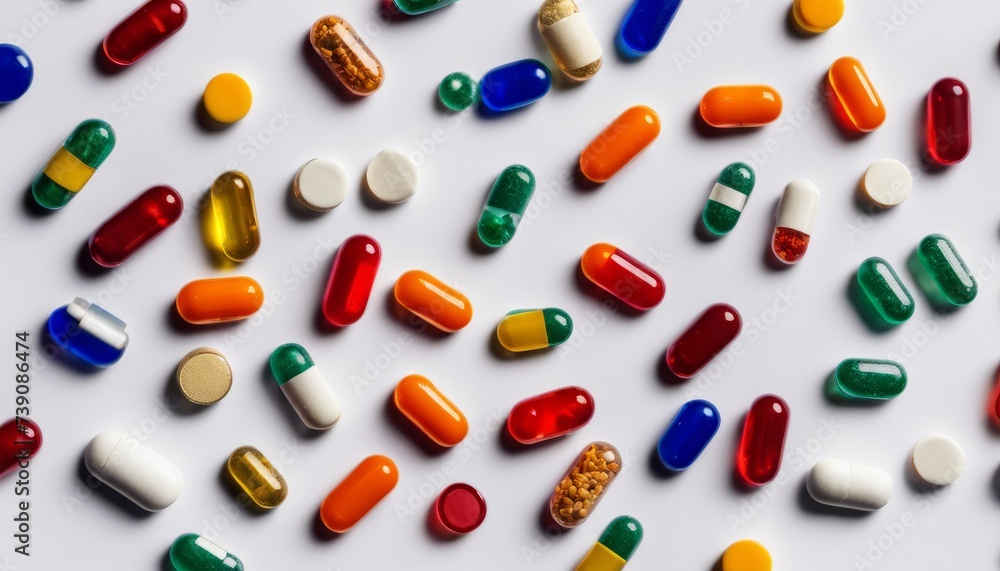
[914,233,977,306]
[169,533,244,571]
[857,257,914,324]
[702,162,755,235]
[835,359,907,400]
[477,164,535,248]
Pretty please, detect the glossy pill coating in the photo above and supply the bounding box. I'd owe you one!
[792,0,844,33]
[737,395,789,486]
[807,459,891,510]
[550,442,620,527]
[394,0,459,15]
[721,540,772,571]
[478,164,536,248]
[538,0,602,81]
[270,343,342,430]
[0,44,33,103]
[772,179,820,264]
[438,72,478,111]
[618,0,684,56]
[700,86,783,128]
[103,0,187,66]
[310,16,384,96]
[294,158,347,211]
[507,386,594,445]
[834,359,906,400]
[657,400,720,471]
[322,235,381,326]
[432,483,487,535]
[202,73,252,124]
[47,298,128,367]
[497,308,573,352]
[176,347,232,405]
[0,418,42,479]
[911,434,965,486]
[88,185,183,267]
[367,149,420,203]
[320,455,398,532]
[862,159,911,208]
[32,119,115,210]
[84,430,182,511]
[394,374,468,447]
[703,162,755,235]
[394,270,473,332]
[227,445,288,509]
[176,277,263,324]
[170,534,243,571]
[479,59,552,112]
[666,303,741,379]
[926,78,970,165]
[580,243,665,310]
[576,515,643,571]
[913,233,977,306]
[210,171,260,262]
[857,257,914,324]
[579,106,660,183]
[828,57,885,132]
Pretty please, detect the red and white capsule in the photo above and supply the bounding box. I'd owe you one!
[772,179,820,264]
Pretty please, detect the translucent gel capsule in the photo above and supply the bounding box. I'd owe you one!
[618,0,684,56]
[394,0,459,15]
[807,459,891,511]
[792,0,844,34]
[176,277,264,324]
[657,400,720,471]
[322,235,381,326]
[310,16,384,96]
[700,85,783,128]
[828,57,885,133]
[772,179,820,264]
[507,386,594,445]
[88,185,183,267]
[270,343,342,430]
[438,72,478,111]
[926,78,970,165]
[32,119,115,210]
[834,359,906,400]
[0,417,41,479]
[737,395,789,486]
[0,44,33,103]
[47,298,128,367]
[320,455,398,533]
[394,270,473,332]
[432,483,486,535]
[580,243,665,310]
[497,308,573,352]
[169,534,243,571]
[703,162,755,235]
[103,0,187,66]
[479,59,552,112]
[721,540,772,571]
[666,303,741,379]
[478,165,535,248]
[857,257,914,324]
[912,233,977,306]
[394,374,468,447]
[227,445,288,509]
[550,442,620,528]
[210,171,260,262]
[579,106,660,183]
[538,0,603,81]
[576,515,643,571]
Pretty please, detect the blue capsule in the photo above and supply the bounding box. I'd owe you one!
[656,399,720,471]
[618,0,685,57]
[479,59,551,112]
[47,298,129,368]
[0,44,33,103]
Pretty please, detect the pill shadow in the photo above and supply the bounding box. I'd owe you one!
[192,98,231,134]
[496,424,566,455]
[911,98,948,175]
[310,509,344,542]
[759,197,793,272]
[982,366,1000,437]
[571,158,601,192]
[647,445,682,480]
[902,453,937,493]
[217,463,273,517]
[822,372,889,407]
[285,175,327,221]
[852,177,895,216]
[300,34,366,105]
[377,0,421,23]
[383,392,450,457]
[258,360,328,440]
[612,29,644,64]
[76,452,153,519]
[990,465,1000,504]
[536,502,571,536]
[818,75,866,143]
[656,347,687,387]
[689,108,761,140]
[693,213,723,243]
[41,318,103,376]
[710,556,725,571]
[22,184,55,218]
[313,306,348,336]
[75,241,112,278]
[161,367,212,416]
[92,43,126,76]
[487,331,554,363]
[359,171,397,211]
[783,6,815,40]
[425,505,464,542]
[159,551,174,571]
[382,290,451,340]
[165,301,244,335]
[796,478,871,518]
[845,274,898,333]
[572,264,646,318]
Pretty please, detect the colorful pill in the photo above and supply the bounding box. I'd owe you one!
[394,374,468,447]
[310,16,384,96]
[269,343,342,430]
[227,445,288,509]
[721,540,772,571]
[88,185,183,267]
[320,455,398,533]
[103,0,187,66]
[618,0,684,56]
[657,400,720,471]
[580,243,665,310]
[294,158,348,211]
[366,149,420,204]
[703,162,755,235]
[210,171,260,262]
[700,85,783,128]
[438,72,478,111]
[497,308,573,352]
[394,270,473,332]
[84,430,183,511]
[579,106,660,183]
[538,0,602,81]
[0,44,33,103]
[576,515,643,571]
[550,442,620,527]
[862,158,911,208]
[807,459,891,511]
[432,483,487,535]
[202,73,252,124]
[857,257,914,324]
[176,347,232,405]
[479,59,552,112]
[47,298,128,367]
[394,0,459,15]
[772,179,820,264]
[834,358,906,400]
[507,386,594,445]
[477,164,535,248]
[175,276,264,324]
[828,57,885,132]
[666,303,741,379]
[737,395,789,486]
[32,119,115,210]
[992,369,1000,426]
[792,0,844,33]
[169,534,243,571]
[912,233,977,306]
[926,78,970,165]
[911,433,965,486]
[322,235,381,327]
[0,417,41,479]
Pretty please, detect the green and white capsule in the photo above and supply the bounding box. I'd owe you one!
[169,534,243,571]
[497,308,572,352]
[911,233,977,307]
[32,119,116,209]
[702,162,755,235]
[477,164,535,248]
[576,515,643,571]
[835,359,907,400]
[269,343,341,430]
[857,257,914,324]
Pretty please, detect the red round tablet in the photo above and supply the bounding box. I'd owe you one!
[432,483,486,535]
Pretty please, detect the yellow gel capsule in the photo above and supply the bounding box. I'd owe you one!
[227,445,288,509]
[211,171,260,262]
[721,539,772,571]
[203,73,252,124]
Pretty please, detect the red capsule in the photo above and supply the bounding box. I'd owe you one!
[507,387,594,445]
[103,0,187,66]
[666,303,741,379]
[321,235,381,326]
[926,77,971,165]
[736,395,789,486]
[0,417,41,479]
[580,242,665,311]
[88,186,183,268]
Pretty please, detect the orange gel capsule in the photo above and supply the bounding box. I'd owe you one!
[700,85,783,128]
[176,276,264,324]
[393,270,472,332]
[828,57,885,132]
[310,16,384,96]
[320,455,398,533]
[579,105,660,183]
[394,374,468,447]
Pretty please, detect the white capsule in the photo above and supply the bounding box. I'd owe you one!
[294,158,347,212]
[84,431,182,511]
[807,458,891,511]
[775,179,821,234]
[366,149,419,204]
[270,343,342,430]
[912,433,965,486]
[537,0,602,81]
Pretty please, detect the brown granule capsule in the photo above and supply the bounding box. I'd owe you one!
[309,16,384,96]
[549,441,621,527]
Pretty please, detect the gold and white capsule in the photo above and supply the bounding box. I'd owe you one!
[537,0,602,81]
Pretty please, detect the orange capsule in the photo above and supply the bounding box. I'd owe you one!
[393,270,472,332]
[176,276,264,324]
[700,85,783,128]
[394,374,468,447]
[309,16,384,96]
[320,455,398,533]
[579,105,660,183]
[828,57,885,133]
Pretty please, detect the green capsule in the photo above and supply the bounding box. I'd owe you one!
[857,257,914,324]
[834,359,907,400]
[169,533,244,571]
[496,308,572,352]
[910,233,977,307]
[394,0,460,15]
[32,119,116,209]
[702,162,755,235]
[438,72,478,111]
[477,164,535,248]
[577,515,643,570]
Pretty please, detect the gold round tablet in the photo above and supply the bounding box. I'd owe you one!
[176,347,232,405]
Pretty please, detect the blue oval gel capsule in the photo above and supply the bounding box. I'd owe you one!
[618,0,685,57]
[47,298,129,367]
[479,59,551,112]
[0,44,33,103]
[657,399,720,471]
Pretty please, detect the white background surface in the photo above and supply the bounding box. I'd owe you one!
[1,0,999,569]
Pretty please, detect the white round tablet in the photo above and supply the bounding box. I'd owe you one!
[863,159,912,207]
[366,149,419,204]
[912,433,965,486]
[294,158,347,212]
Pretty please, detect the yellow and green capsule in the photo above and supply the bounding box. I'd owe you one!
[576,515,643,571]
[32,119,115,209]
[702,162,755,235]
[477,164,535,248]
[497,308,572,352]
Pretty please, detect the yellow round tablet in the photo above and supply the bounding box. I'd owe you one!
[722,539,772,571]
[203,73,252,124]
[176,347,233,405]
[792,0,844,34]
